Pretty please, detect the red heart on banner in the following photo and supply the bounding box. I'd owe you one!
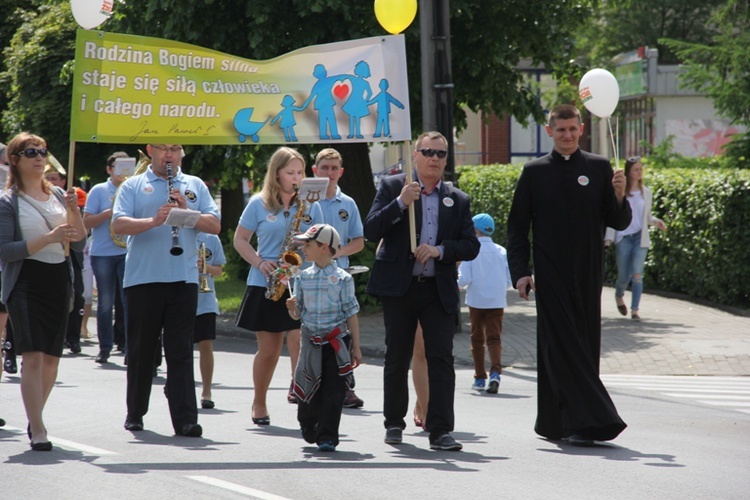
[333,83,350,100]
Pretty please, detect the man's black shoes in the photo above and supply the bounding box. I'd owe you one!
[95,350,110,364]
[564,434,595,447]
[429,433,463,451]
[124,417,144,431]
[177,423,203,437]
[384,426,403,444]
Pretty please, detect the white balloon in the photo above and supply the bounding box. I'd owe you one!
[578,68,620,118]
[71,0,113,30]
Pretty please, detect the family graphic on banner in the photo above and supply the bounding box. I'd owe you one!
[241,60,405,144]
[70,31,411,146]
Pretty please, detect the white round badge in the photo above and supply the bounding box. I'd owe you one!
[442,197,454,207]
[578,175,590,186]
[266,214,277,223]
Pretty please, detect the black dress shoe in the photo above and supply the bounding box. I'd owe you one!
[564,434,595,447]
[124,417,144,431]
[201,399,215,409]
[177,423,202,437]
[31,441,53,451]
[95,350,110,364]
[4,356,18,374]
[69,342,81,354]
[0,417,5,427]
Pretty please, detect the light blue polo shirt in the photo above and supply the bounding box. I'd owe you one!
[85,179,128,257]
[238,193,323,287]
[112,165,220,288]
[316,186,363,269]
[196,232,226,315]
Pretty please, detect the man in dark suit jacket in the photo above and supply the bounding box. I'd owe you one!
[365,131,479,451]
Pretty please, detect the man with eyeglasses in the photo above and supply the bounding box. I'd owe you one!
[365,131,479,451]
[507,104,632,446]
[112,143,220,438]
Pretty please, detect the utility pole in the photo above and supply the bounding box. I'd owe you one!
[420,0,455,180]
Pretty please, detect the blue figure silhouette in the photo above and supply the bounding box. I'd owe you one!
[233,107,271,143]
[297,64,343,140]
[342,61,372,139]
[368,79,405,138]
[270,95,301,142]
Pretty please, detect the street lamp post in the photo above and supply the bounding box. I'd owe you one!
[420,0,455,181]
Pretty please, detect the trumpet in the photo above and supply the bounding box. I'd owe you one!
[198,242,212,293]
[165,162,183,256]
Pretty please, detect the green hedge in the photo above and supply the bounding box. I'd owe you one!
[456,161,750,309]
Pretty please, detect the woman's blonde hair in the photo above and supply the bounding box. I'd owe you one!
[5,132,52,194]
[259,147,306,213]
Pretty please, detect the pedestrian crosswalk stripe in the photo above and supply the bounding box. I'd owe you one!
[601,375,750,414]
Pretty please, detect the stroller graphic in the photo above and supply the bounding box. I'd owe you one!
[233,107,271,143]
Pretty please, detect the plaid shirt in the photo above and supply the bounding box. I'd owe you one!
[294,261,359,333]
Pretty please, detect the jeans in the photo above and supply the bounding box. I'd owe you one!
[91,254,126,352]
[614,233,649,311]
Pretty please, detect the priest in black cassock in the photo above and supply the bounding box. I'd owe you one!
[507,104,631,446]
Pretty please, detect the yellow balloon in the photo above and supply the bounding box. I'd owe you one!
[374,0,418,35]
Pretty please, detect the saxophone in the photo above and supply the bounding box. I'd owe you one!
[265,185,305,301]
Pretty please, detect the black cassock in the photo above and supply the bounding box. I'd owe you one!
[507,149,631,441]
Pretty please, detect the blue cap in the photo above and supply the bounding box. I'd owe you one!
[472,213,494,236]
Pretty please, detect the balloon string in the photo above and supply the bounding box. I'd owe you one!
[607,117,620,169]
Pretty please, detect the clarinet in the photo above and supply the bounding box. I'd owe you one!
[165,162,183,256]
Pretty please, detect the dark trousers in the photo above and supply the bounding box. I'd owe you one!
[125,282,198,432]
[66,252,84,346]
[297,337,350,446]
[113,285,126,350]
[382,278,456,440]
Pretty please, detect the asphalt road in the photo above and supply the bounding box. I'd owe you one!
[2,336,749,499]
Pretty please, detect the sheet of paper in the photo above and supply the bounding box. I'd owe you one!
[164,208,201,228]
[113,157,136,177]
[297,177,329,204]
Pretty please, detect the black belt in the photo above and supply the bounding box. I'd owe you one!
[413,275,435,282]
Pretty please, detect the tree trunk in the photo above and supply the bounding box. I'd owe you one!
[220,185,245,239]
[329,143,377,223]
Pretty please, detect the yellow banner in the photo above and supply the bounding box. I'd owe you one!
[70,30,411,145]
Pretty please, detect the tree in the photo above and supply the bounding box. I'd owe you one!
[663,1,750,166]
[3,1,601,226]
[575,0,722,66]
[0,1,134,183]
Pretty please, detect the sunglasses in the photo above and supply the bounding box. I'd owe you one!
[418,148,448,159]
[15,148,49,159]
[627,156,641,163]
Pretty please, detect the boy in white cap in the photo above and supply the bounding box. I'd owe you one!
[286,223,362,451]
[457,213,511,394]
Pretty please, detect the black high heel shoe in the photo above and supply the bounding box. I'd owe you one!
[31,441,53,451]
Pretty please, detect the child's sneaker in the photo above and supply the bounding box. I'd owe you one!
[487,372,501,394]
[318,441,336,452]
[471,378,486,391]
